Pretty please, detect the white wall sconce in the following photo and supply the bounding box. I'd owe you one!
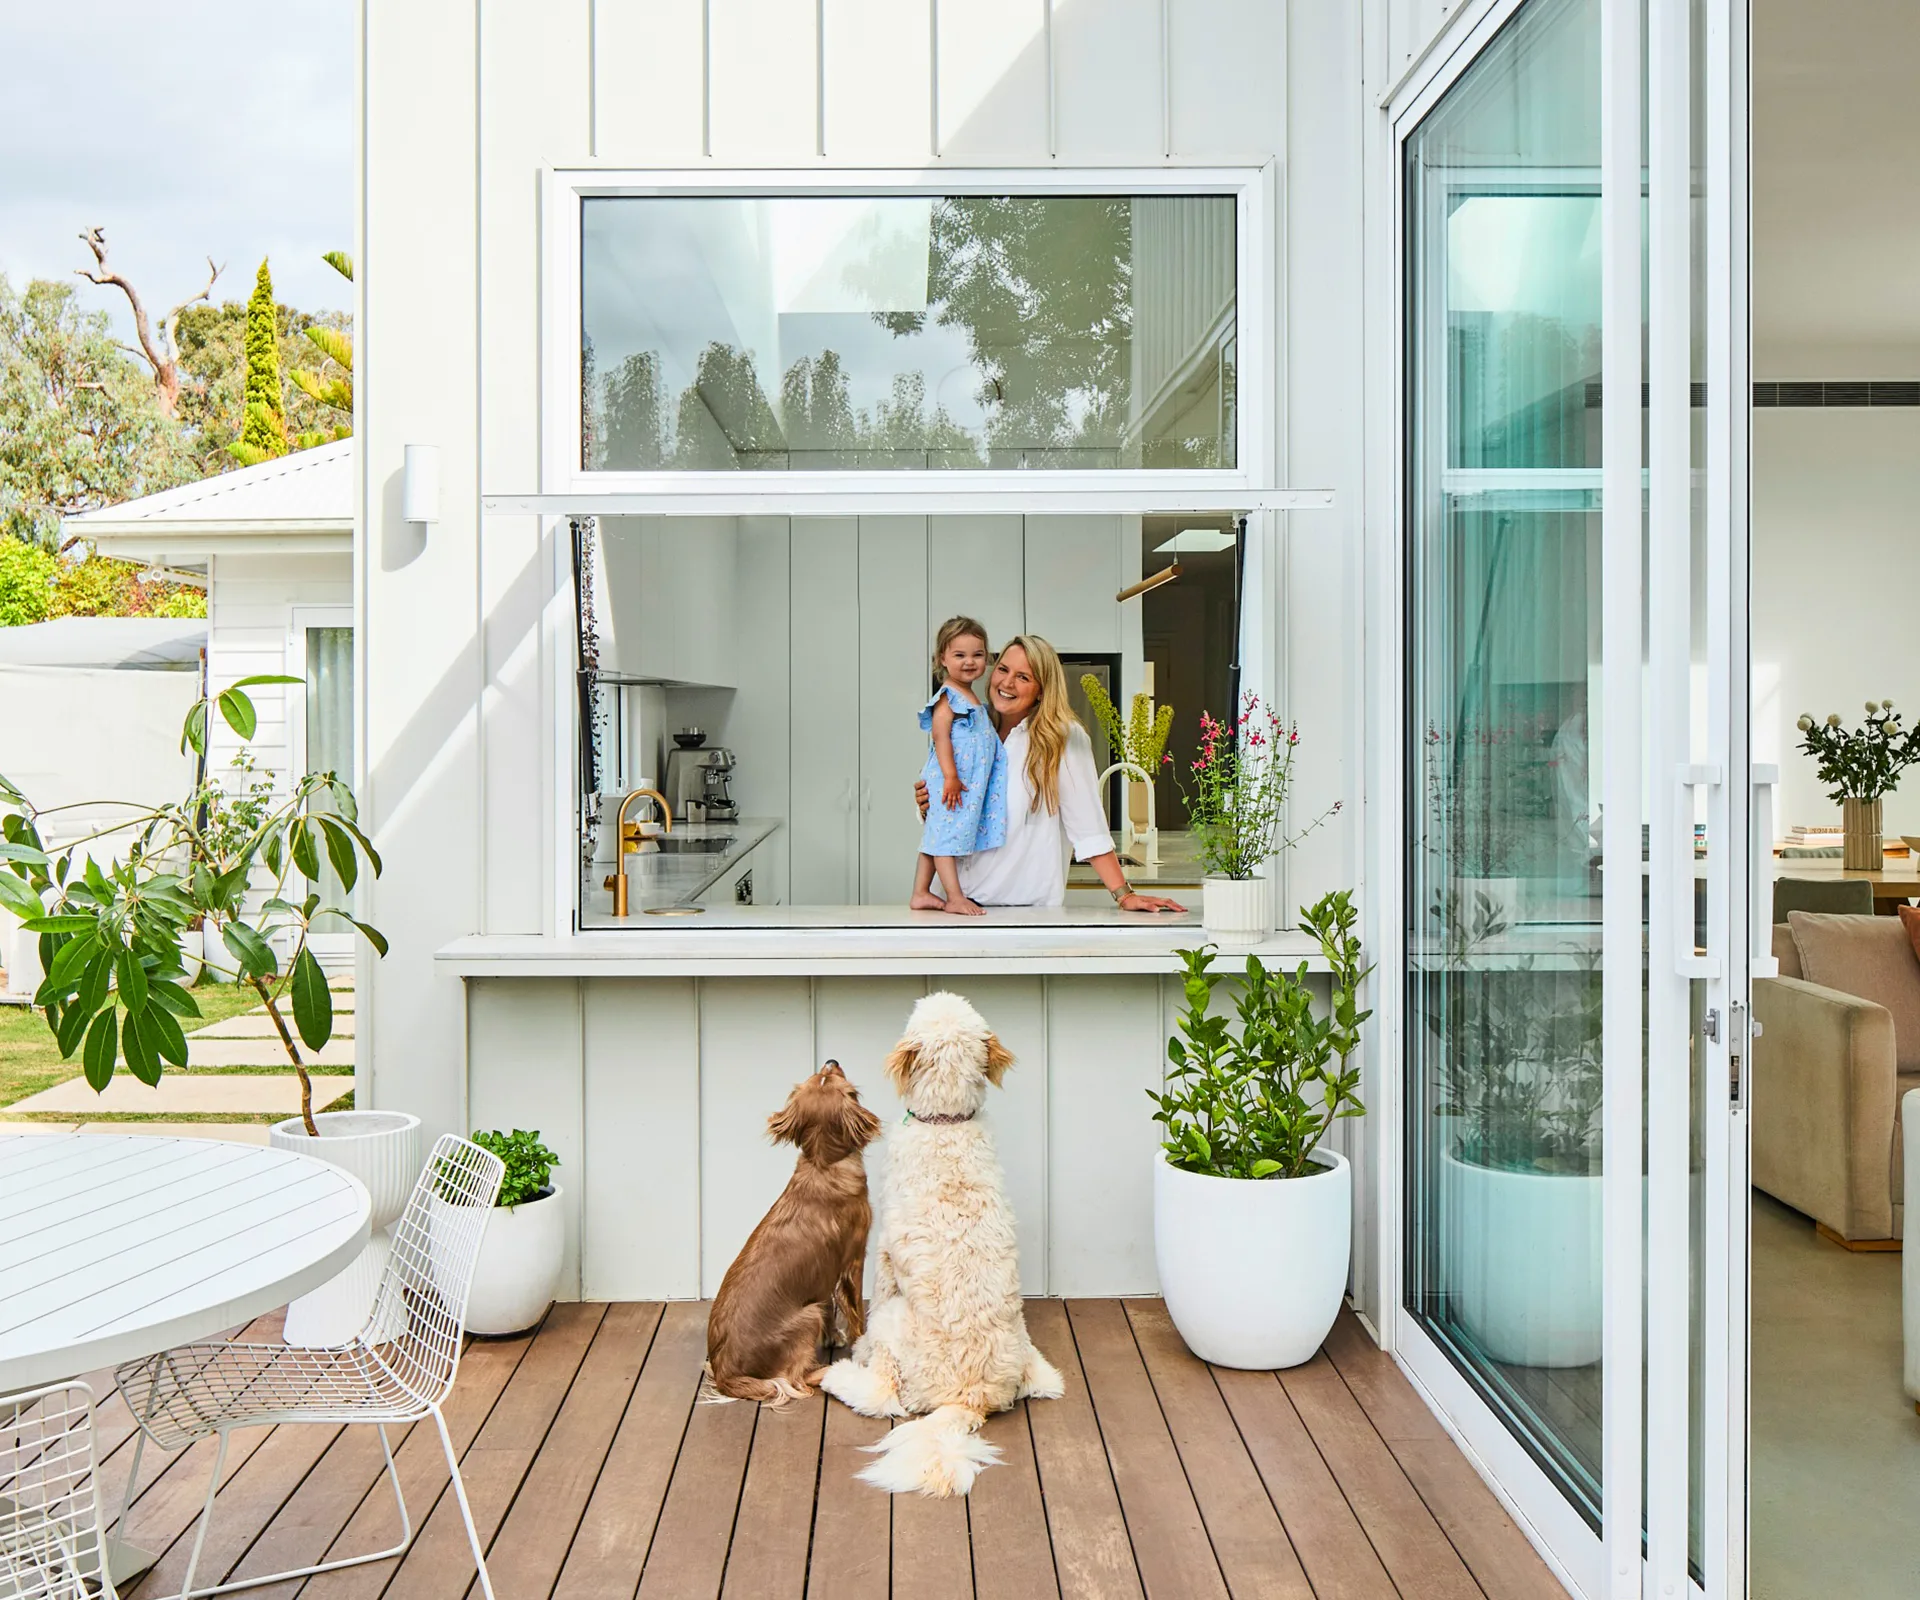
[402,444,441,526]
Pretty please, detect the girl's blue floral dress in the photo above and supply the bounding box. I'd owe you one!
[918,683,1008,857]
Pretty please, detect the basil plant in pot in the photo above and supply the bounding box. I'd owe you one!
[1149,891,1369,1369]
[1183,696,1337,945]
[0,677,411,1347]
[458,1129,564,1336]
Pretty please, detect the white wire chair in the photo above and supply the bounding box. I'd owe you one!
[112,1133,505,1600]
[0,1380,115,1600]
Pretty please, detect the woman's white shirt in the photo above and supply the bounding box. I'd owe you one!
[959,721,1113,907]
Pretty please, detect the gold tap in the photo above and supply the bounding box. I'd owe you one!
[610,788,672,918]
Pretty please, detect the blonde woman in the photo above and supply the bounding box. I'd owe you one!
[915,635,1186,913]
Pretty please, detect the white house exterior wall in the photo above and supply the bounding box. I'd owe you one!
[359,0,1432,1299]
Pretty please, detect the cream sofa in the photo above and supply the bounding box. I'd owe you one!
[1751,918,1920,1246]
[1906,1088,1920,1405]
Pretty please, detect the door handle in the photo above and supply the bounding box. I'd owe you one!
[1752,765,1780,977]
[1676,763,1722,979]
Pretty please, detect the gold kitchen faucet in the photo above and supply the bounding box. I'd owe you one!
[610,787,672,917]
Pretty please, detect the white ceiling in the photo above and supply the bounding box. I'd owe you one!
[1754,0,1920,365]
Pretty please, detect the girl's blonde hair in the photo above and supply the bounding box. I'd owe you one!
[1003,633,1074,816]
[931,615,990,684]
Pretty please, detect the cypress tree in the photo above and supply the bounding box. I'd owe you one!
[231,258,288,464]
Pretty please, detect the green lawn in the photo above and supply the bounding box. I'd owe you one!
[0,980,270,1111]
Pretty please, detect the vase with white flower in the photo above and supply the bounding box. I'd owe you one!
[1795,700,1920,869]
[1182,696,1338,943]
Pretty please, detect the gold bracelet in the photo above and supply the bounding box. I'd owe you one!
[1109,882,1133,904]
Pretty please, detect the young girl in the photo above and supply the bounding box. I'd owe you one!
[909,616,1008,916]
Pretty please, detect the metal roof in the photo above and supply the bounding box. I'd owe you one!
[64,440,352,556]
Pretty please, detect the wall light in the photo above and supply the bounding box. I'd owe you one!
[402,445,441,525]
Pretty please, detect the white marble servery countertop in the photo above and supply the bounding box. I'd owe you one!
[438,910,1326,977]
[580,818,778,924]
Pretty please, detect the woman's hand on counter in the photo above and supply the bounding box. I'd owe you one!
[1119,891,1186,914]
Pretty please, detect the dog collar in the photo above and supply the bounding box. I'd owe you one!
[903,1109,976,1125]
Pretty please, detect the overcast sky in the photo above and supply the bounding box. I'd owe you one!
[0,1,353,339]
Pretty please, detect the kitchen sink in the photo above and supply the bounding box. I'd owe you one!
[651,835,735,854]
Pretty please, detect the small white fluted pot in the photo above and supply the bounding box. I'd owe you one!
[1201,875,1270,948]
[270,1110,422,1347]
[1443,1149,1602,1368]
[462,1188,564,1336]
[1155,1150,1351,1370]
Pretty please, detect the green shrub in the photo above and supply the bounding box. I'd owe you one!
[0,537,56,626]
[471,1128,559,1208]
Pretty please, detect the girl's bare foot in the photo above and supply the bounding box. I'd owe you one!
[942,896,987,917]
[909,892,948,911]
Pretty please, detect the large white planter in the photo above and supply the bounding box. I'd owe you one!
[462,1187,564,1336]
[1443,1147,1602,1368]
[270,1110,422,1347]
[1154,1149,1351,1369]
[1201,874,1270,946]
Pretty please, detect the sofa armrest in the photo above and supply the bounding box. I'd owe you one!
[1905,1088,1920,1401]
[1751,975,1898,1241]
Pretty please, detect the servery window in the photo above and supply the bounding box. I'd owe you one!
[580,194,1238,473]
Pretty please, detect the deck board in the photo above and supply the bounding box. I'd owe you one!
[108,1301,1571,1600]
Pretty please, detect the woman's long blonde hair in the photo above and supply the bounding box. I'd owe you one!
[1004,633,1075,816]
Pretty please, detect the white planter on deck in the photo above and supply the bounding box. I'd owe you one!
[463,1187,564,1336]
[1154,1149,1351,1369]
[270,1110,422,1347]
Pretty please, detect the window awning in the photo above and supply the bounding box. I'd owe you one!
[483,485,1334,518]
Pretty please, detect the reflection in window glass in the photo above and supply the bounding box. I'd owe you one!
[581,195,1236,471]
[1403,0,1608,1532]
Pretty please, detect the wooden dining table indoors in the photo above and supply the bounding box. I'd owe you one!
[1772,857,1920,913]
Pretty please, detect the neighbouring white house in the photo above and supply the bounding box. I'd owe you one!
[64,440,357,966]
[351,0,1770,1593]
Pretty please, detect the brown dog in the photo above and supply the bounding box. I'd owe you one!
[705,1060,883,1404]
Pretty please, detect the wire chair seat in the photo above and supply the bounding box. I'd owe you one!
[114,1334,429,1451]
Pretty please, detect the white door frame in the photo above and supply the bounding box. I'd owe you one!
[1370,1,1751,1596]
[288,606,357,962]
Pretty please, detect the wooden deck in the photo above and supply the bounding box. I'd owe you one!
[98,1300,1571,1600]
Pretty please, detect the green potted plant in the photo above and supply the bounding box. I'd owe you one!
[0,676,406,1346]
[1181,695,1337,944]
[1795,700,1920,869]
[1149,890,1369,1368]
[460,1129,564,1335]
[1425,898,1603,1367]
[1423,721,1529,928]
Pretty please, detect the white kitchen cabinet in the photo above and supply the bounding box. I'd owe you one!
[599,516,740,688]
[787,519,861,902]
[927,515,1026,653]
[1022,514,1131,657]
[858,517,930,904]
[697,836,770,907]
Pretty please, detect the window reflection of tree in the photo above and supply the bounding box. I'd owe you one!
[585,195,1230,472]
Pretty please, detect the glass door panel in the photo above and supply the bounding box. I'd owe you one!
[1404,0,1610,1530]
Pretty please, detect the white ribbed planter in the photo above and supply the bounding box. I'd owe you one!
[462,1187,565,1336]
[175,931,203,987]
[1154,1150,1351,1369]
[270,1110,422,1347]
[1443,1147,1602,1368]
[1201,875,1269,947]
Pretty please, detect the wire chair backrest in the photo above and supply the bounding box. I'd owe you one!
[0,1381,110,1600]
[362,1134,505,1407]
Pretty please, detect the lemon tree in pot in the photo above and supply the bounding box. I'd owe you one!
[457,1130,563,1335]
[1150,890,1369,1369]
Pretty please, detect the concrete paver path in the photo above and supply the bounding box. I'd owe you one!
[7,1074,352,1116]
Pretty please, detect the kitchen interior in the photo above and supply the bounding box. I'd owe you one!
[574,511,1238,925]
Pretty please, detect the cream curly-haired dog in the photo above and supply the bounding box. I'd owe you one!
[818,991,1064,1496]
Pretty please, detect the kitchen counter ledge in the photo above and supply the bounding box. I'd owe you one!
[437,909,1327,977]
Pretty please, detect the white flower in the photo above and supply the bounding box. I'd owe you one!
[1884,699,1896,710]
[1827,714,1843,728]
[1797,715,1814,731]
[1868,701,1880,714]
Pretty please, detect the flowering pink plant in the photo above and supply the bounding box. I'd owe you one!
[1182,695,1339,880]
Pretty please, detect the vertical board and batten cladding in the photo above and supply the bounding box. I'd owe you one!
[365,0,1389,1297]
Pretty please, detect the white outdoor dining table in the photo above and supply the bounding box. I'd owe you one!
[0,1132,372,1394]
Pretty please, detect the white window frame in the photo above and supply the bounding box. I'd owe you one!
[287,605,356,959]
[534,164,1289,516]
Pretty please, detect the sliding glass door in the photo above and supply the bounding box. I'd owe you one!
[1395,0,1750,1594]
